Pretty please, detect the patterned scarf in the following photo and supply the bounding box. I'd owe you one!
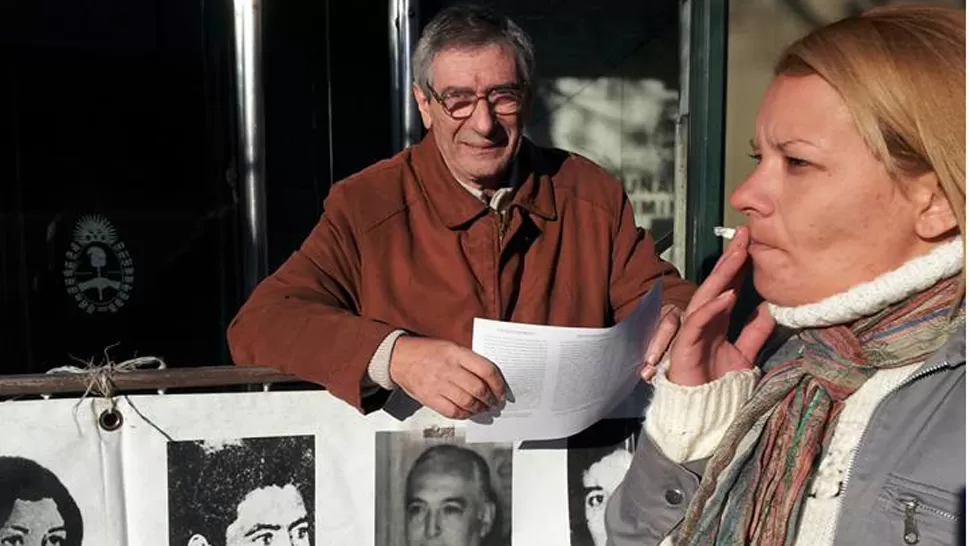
[676,275,964,546]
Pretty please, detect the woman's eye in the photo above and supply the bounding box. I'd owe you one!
[586,493,605,508]
[1,536,23,546]
[748,153,762,164]
[786,156,810,168]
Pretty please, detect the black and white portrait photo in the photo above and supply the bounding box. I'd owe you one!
[566,419,642,546]
[376,428,512,546]
[0,456,84,546]
[167,435,314,546]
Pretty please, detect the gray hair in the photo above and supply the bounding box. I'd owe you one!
[406,444,497,504]
[412,4,535,95]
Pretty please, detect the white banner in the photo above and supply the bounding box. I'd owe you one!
[0,391,644,546]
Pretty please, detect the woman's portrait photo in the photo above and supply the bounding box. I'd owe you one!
[0,456,84,546]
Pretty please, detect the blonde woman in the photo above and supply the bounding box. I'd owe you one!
[607,5,965,546]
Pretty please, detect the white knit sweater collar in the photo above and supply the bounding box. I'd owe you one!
[768,238,964,329]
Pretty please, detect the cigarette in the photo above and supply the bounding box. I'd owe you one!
[713,226,736,240]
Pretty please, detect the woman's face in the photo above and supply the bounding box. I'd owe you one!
[0,498,66,546]
[730,73,945,306]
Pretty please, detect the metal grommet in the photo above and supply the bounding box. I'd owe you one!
[98,408,123,431]
[664,488,685,506]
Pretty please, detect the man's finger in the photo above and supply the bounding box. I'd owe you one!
[427,394,472,420]
[644,305,681,366]
[640,364,657,383]
[449,366,501,408]
[734,302,776,364]
[439,382,488,416]
[457,351,507,402]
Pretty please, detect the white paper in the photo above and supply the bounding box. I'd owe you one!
[467,283,662,443]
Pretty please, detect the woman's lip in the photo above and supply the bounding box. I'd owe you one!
[748,240,774,252]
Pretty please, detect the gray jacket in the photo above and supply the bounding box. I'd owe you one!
[606,330,966,546]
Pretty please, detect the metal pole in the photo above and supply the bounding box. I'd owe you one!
[389,0,422,152]
[233,0,268,294]
[389,0,403,152]
[685,0,727,283]
[672,0,691,276]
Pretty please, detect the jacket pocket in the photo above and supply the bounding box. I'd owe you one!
[879,473,963,545]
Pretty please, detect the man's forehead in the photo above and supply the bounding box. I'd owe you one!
[430,43,519,90]
[409,470,481,499]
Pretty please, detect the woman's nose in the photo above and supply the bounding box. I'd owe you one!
[729,167,772,218]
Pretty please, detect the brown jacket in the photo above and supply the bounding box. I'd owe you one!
[227,134,695,411]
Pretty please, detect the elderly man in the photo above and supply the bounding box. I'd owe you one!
[405,445,501,546]
[227,4,694,419]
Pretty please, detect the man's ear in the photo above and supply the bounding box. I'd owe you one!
[910,171,958,240]
[413,82,434,130]
[477,501,497,538]
[187,534,211,546]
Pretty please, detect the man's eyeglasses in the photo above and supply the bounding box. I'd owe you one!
[427,85,526,120]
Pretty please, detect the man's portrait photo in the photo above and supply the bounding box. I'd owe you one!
[566,419,641,546]
[167,435,314,546]
[376,429,512,546]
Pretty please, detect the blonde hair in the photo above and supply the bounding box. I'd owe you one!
[775,5,966,298]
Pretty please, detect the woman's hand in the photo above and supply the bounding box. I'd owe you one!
[641,226,776,386]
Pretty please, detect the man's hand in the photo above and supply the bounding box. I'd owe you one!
[641,303,682,382]
[389,337,507,420]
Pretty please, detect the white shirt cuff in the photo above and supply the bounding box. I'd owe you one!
[364,329,408,391]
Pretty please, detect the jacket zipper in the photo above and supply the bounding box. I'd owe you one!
[901,498,920,545]
[827,362,952,542]
[497,208,510,241]
[898,494,959,544]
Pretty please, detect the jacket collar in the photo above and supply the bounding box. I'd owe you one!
[409,131,558,229]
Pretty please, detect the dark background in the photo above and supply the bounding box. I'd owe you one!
[0,0,394,373]
[0,0,681,375]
